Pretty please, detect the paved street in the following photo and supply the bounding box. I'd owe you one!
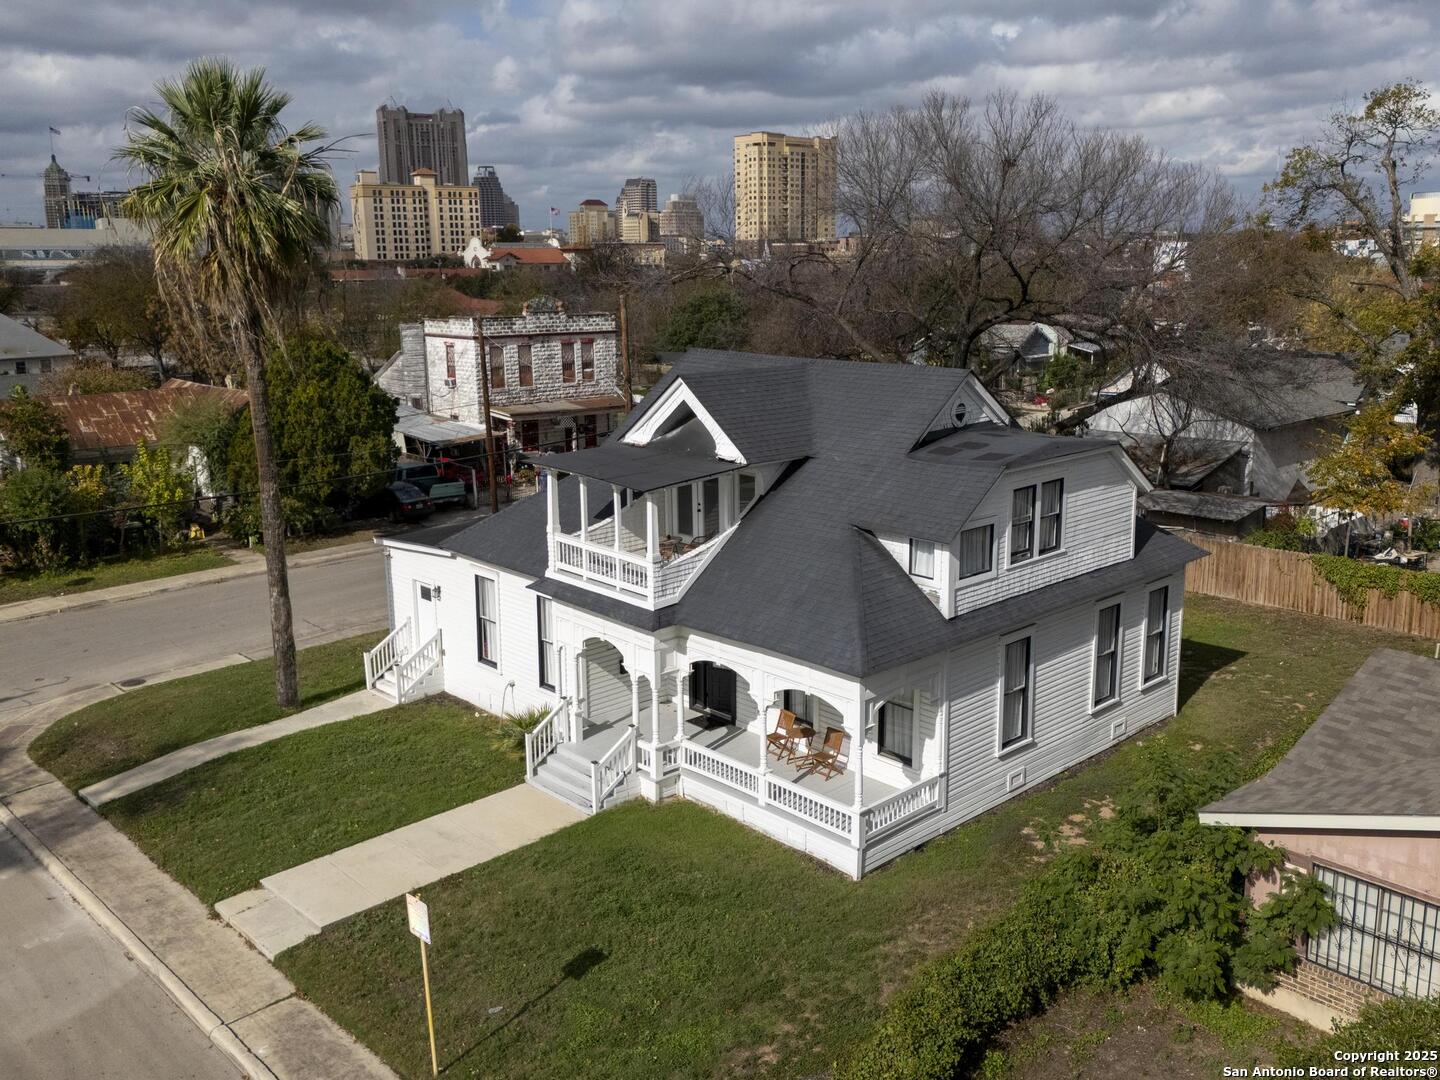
[0,547,388,723]
[0,824,240,1080]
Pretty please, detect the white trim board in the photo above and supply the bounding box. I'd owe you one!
[1197,812,1440,833]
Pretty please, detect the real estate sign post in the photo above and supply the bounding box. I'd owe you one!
[405,892,438,1076]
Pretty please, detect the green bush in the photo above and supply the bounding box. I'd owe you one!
[1279,995,1440,1068]
[843,746,1336,1079]
[1310,554,1440,610]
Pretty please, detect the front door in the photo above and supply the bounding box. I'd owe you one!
[690,661,737,726]
[413,580,439,642]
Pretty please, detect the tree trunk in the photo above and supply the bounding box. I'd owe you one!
[242,334,299,708]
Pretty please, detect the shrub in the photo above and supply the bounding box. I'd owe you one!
[0,466,75,569]
[0,387,69,469]
[1279,995,1440,1069]
[487,707,548,755]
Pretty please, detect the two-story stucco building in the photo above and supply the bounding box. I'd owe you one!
[363,349,1205,878]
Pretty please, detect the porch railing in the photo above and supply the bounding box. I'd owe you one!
[637,738,681,779]
[524,698,569,777]
[861,775,944,839]
[552,534,651,597]
[653,525,736,602]
[680,740,760,795]
[363,617,412,689]
[395,628,442,703]
[590,724,637,810]
[764,774,857,840]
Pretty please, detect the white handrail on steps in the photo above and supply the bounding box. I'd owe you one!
[589,725,636,811]
[395,629,442,703]
[524,698,569,777]
[364,617,412,689]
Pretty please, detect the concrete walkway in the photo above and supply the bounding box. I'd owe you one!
[218,783,584,959]
[78,689,394,809]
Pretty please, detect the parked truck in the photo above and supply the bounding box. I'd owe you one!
[394,460,468,507]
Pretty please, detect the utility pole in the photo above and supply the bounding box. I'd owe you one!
[477,320,500,514]
[617,293,634,414]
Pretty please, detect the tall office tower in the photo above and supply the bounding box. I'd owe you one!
[503,196,520,228]
[375,105,469,186]
[351,168,485,261]
[471,165,512,229]
[615,177,658,216]
[658,193,705,246]
[42,155,71,228]
[733,131,837,244]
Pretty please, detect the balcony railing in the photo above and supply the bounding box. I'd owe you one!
[549,524,737,608]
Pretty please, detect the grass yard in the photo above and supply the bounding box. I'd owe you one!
[30,631,380,790]
[0,547,233,605]
[276,597,1431,1080]
[103,696,524,905]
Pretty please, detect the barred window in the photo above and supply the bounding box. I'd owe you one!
[1307,865,1439,998]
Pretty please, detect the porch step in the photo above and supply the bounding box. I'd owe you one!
[373,672,398,700]
[532,754,594,811]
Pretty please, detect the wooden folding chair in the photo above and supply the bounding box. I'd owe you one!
[793,726,846,780]
[765,709,806,762]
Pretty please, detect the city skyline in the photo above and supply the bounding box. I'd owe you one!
[4,1,1440,231]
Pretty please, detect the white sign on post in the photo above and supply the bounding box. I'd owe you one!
[406,892,431,945]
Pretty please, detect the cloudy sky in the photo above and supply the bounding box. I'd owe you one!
[2,0,1437,230]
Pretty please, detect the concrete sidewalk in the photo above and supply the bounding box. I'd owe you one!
[79,689,394,809]
[0,540,379,625]
[219,783,584,959]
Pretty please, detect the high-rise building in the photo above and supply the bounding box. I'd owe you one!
[375,105,469,187]
[351,168,485,261]
[658,193,705,249]
[503,196,520,228]
[471,165,513,229]
[733,131,837,244]
[618,210,660,244]
[615,177,658,216]
[42,156,70,228]
[568,200,616,246]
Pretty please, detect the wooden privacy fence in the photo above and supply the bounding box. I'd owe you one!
[1183,535,1440,640]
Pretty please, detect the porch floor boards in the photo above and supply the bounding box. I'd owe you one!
[574,711,899,807]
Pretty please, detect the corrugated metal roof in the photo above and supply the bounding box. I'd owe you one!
[43,380,246,455]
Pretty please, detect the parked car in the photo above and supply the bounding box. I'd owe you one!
[382,481,435,523]
[394,461,467,506]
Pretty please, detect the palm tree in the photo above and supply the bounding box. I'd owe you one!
[118,59,338,707]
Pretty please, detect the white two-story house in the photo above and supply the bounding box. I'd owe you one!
[364,350,1205,878]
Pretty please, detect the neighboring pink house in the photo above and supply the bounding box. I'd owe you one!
[1199,649,1440,1029]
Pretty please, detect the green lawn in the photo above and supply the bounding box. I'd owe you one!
[30,632,380,790]
[0,547,233,605]
[277,597,1431,1080]
[103,697,524,905]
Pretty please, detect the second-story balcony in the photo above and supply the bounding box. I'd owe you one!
[540,439,755,609]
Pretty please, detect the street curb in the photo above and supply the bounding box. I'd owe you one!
[0,540,381,625]
[0,798,278,1080]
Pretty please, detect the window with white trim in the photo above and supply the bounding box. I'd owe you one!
[1001,637,1032,749]
[781,689,812,724]
[1039,478,1064,553]
[908,539,935,579]
[959,524,993,579]
[878,698,915,766]
[1306,865,1439,998]
[1093,603,1121,708]
[737,472,758,515]
[475,575,498,667]
[1143,586,1169,683]
[1009,486,1036,564]
[536,596,557,689]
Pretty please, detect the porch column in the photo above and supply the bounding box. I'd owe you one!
[645,493,660,604]
[612,485,624,554]
[674,653,688,743]
[852,699,871,851]
[573,649,587,741]
[757,698,769,807]
[630,661,641,732]
[649,678,662,781]
[578,479,590,543]
[544,468,559,539]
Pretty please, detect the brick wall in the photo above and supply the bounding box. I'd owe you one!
[1273,958,1391,1021]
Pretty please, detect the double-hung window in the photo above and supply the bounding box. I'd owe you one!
[488,345,506,389]
[1093,603,1121,708]
[736,472,757,515]
[959,524,993,579]
[1039,479,1064,553]
[908,539,935,579]
[1001,637,1032,749]
[580,339,595,381]
[475,575,498,667]
[878,698,915,767]
[444,341,456,385]
[517,343,534,387]
[1143,586,1169,683]
[536,596,557,689]
[1009,486,1036,564]
[561,341,576,383]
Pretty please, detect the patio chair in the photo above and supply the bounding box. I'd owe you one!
[765,708,808,762]
[793,726,846,780]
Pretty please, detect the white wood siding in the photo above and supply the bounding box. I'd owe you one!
[863,570,1185,872]
[953,450,1137,616]
[877,535,951,613]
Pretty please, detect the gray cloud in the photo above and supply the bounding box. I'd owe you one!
[2,0,1437,230]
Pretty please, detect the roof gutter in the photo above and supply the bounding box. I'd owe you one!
[1197,811,1440,833]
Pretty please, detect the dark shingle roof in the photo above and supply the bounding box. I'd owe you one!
[1201,649,1440,820]
[437,349,1205,677]
[1140,489,1269,522]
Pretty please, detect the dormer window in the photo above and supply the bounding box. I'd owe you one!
[908,539,935,579]
[1009,486,1036,563]
[952,401,967,425]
